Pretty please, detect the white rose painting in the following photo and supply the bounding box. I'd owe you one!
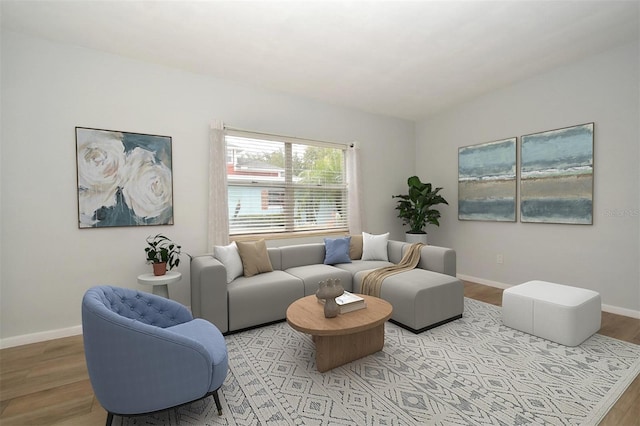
[76,127,173,228]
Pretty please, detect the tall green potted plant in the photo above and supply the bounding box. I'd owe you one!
[393,176,448,244]
[145,234,181,276]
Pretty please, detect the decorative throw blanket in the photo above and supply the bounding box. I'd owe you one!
[361,243,424,297]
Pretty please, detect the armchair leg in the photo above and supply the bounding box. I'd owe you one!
[105,412,114,426]
[213,390,222,415]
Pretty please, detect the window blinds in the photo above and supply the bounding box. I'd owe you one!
[225,133,348,236]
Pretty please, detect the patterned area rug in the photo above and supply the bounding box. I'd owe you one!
[120,298,640,425]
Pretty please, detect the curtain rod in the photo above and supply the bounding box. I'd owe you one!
[223,125,355,149]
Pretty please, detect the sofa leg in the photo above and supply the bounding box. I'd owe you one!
[105,412,114,426]
[213,390,222,415]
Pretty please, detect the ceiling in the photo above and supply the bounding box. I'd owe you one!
[2,1,638,121]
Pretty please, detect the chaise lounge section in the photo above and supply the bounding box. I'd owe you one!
[190,239,464,334]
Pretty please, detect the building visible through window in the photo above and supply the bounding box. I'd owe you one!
[226,132,348,236]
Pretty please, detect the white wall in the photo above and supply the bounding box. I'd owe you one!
[4,31,637,346]
[0,31,414,344]
[416,42,640,315]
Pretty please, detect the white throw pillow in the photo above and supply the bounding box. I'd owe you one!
[361,232,389,261]
[214,241,243,284]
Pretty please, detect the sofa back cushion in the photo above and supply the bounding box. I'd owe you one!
[388,240,408,264]
[267,247,282,271]
[280,243,326,270]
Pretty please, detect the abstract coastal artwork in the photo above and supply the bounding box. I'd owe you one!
[520,123,593,224]
[76,127,173,228]
[458,138,517,222]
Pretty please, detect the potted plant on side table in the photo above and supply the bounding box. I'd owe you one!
[145,234,181,276]
[393,176,448,244]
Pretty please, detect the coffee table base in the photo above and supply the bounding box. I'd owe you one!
[313,324,385,372]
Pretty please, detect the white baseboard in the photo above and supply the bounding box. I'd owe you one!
[600,303,640,319]
[458,274,640,319]
[457,274,512,290]
[0,325,82,349]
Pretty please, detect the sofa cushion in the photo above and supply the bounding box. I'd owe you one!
[237,239,274,277]
[227,271,303,331]
[285,264,353,295]
[324,237,352,265]
[214,241,243,284]
[353,268,464,332]
[280,243,326,270]
[334,260,394,275]
[362,232,389,261]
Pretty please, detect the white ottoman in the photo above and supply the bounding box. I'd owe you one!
[502,280,601,346]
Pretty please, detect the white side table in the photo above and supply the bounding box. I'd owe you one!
[137,271,182,298]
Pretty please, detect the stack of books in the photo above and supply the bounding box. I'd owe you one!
[319,291,367,313]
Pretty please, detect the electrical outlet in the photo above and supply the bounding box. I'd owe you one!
[496,254,504,264]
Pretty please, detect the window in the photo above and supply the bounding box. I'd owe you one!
[225,131,348,236]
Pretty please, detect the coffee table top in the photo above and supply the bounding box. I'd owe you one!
[286,294,392,337]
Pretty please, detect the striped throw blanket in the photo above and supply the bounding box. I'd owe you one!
[361,243,424,297]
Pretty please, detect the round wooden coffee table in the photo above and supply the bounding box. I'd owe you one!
[286,294,392,372]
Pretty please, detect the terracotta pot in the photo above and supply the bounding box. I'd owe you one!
[153,262,167,276]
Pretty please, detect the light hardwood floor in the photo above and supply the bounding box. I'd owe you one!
[1,282,638,425]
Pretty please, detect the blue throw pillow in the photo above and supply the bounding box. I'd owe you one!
[324,237,352,265]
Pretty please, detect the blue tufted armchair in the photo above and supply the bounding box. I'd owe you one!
[82,285,228,426]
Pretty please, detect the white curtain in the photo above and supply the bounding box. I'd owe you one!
[207,120,229,250]
[346,143,363,235]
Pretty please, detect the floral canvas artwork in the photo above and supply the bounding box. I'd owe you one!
[76,127,173,228]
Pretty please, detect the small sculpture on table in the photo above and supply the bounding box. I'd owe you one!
[315,278,345,318]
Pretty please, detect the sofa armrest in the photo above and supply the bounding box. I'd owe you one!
[190,255,228,333]
[417,245,457,277]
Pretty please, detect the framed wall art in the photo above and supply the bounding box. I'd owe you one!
[458,137,517,222]
[520,123,593,224]
[76,127,174,228]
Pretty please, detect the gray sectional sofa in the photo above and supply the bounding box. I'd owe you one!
[190,240,464,334]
